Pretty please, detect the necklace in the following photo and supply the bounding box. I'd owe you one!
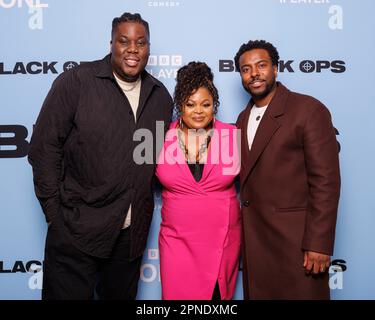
[253,106,267,121]
[177,128,213,163]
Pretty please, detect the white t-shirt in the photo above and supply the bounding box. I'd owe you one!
[247,104,268,151]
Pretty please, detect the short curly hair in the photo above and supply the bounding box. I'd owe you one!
[174,61,220,115]
[234,40,279,72]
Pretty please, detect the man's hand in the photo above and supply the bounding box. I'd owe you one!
[303,251,330,275]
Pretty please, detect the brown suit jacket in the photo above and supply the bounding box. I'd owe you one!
[236,82,340,299]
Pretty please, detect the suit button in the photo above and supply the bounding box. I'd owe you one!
[129,111,133,116]
[242,200,249,207]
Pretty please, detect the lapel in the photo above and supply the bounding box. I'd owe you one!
[163,121,204,191]
[238,103,252,171]
[240,82,290,189]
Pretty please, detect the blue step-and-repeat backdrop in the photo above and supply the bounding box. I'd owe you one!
[1,0,374,300]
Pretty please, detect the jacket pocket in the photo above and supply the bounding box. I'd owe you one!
[275,206,307,213]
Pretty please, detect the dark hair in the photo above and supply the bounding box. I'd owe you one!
[234,39,279,72]
[111,12,150,39]
[174,61,220,115]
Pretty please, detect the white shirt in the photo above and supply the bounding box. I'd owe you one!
[113,73,142,229]
[247,104,268,151]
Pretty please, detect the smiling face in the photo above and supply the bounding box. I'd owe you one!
[239,48,278,106]
[181,86,214,130]
[110,22,150,82]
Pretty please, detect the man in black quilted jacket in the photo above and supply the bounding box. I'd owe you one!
[28,12,173,300]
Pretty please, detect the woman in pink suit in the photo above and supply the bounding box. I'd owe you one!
[156,62,241,300]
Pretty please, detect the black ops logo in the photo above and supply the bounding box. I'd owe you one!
[298,60,345,73]
[63,61,79,72]
[0,260,43,290]
[0,62,58,75]
[0,125,29,158]
[219,59,346,73]
[0,61,87,75]
[0,260,42,273]
[301,60,314,73]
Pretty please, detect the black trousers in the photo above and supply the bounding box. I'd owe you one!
[42,217,142,300]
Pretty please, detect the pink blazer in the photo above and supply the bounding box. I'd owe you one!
[156,119,241,300]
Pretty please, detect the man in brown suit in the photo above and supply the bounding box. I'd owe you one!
[234,40,340,299]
